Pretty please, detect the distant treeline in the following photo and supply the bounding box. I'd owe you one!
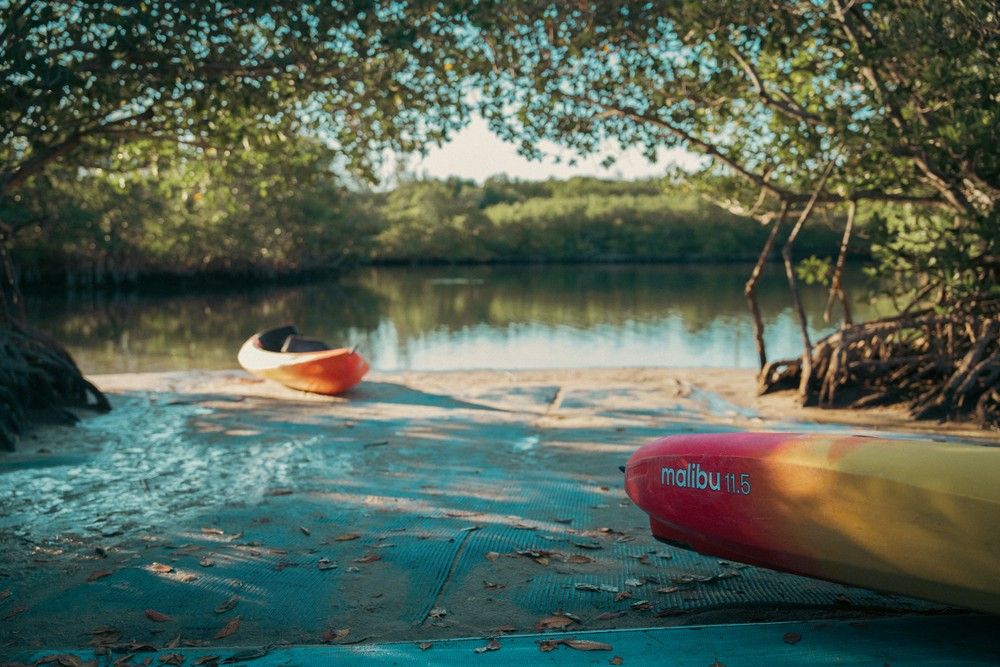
[9,146,855,288]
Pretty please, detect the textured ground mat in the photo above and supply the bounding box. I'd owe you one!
[0,371,956,655]
[7,616,1000,666]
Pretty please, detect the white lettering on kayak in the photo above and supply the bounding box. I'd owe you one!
[660,464,751,495]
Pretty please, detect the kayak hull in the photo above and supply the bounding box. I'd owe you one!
[625,432,1000,613]
[237,336,369,395]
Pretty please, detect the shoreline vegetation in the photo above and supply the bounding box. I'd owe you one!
[11,176,853,290]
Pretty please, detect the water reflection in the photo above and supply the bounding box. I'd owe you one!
[26,264,887,373]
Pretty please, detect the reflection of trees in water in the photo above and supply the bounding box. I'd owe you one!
[26,264,881,372]
[26,282,386,371]
[357,264,879,340]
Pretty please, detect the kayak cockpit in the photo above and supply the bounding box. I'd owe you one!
[255,324,332,353]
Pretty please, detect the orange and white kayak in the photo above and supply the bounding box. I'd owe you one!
[237,325,369,395]
[624,432,1000,613]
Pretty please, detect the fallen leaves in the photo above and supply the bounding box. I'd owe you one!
[214,616,241,639]
[299,526,311,536]
[418,642,432,651]
[575,583,618,593]
[483,581,505,590]
[473,639,501,654]
[0,589,9,601]
[318,558,337,570]
[193,656,220,665]
[322,628,350,643]
[159,653,184,665]
[145,609,172,622]
[352,552,381,564]
[199,557,215,567]
[214,597,239,614]
[150,563,175,573]
[565,554,594,564]
[484,551,501,561]
[610,657,624,665]
[201,528,225,536]
[334,533,361,542]
[596,610,626,621]
[428,607,447,619]
[538,639,613,652]
[783,632,802,645]
[535,612,580,631]
[87,570,113,582]
[264,488,293,496]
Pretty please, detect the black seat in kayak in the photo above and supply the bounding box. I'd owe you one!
[281,335,330,353]
[257,325,299,352]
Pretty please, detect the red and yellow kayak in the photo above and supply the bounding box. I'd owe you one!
[624,432,1000,613]
[237,325,369,395]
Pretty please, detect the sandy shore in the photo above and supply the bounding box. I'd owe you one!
[92,366,998,441]
[0,366,994,657]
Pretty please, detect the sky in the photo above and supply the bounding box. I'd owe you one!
[401,114,702,183]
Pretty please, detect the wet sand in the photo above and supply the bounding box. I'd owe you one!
[0,367,994,657]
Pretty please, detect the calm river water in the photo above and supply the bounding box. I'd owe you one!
[27,263,886,374]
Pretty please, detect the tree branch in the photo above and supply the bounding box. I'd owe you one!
[728,47,829,131]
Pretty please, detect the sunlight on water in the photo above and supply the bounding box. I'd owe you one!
[27,263,889,373]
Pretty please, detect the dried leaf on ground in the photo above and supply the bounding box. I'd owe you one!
[484,551,500,561]
[538,640,559,652]
[473,639,501,654]
[535,614,577,631]
[299,526,311,536]
[159,653,184,665]
[179,573,198,583]
[145,609,172,622]
[492,624,516,634]
[613,591,632,602]
[553,517,574,524]
[192,657,219,665]
[418,643,432,651]
[624,578,644,587]
[264,488,293,496]
[632,554,651,565]
[214,597,239,614]
[610,657,624,665]
[3,605,26,620]
[428,607,447,619]
[630,600,652,611]
[321,628,350,643]
[150,563,174,573]
[334,533,361,541]
[512,522,537,530]
[201,528,225,536]
[318,559,337,570]
[87,570,113,582]
[166,635,182,649]
[353,553,381,564]
[565,555,593,564]
[783,632,802,645]
[214,616,241,639]
[0,589,9,601]
[562,639,613,651]
[596,611,626,620]
[199,557,215,567]
[572,541,603,550]
[483,581,505,590]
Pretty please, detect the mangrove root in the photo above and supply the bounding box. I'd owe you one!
[758,294,1000,429]
[0,323,110,450]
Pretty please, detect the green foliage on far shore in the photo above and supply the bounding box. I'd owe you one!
[9,160,851,286]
